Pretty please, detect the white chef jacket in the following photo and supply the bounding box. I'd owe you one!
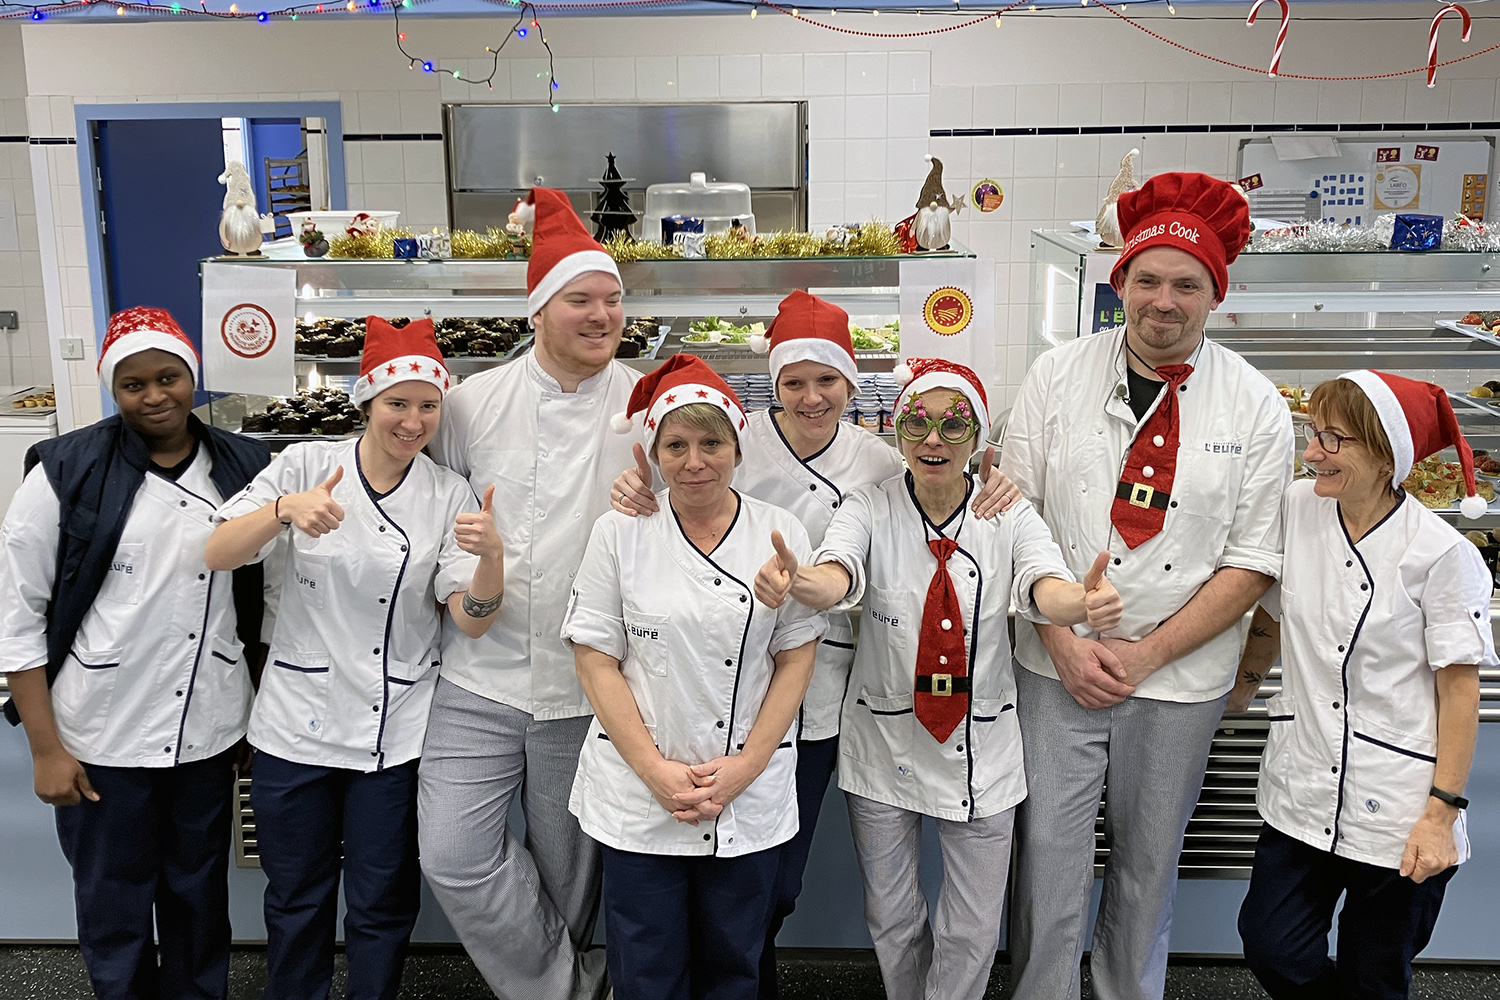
[735,410,904,740]
[812,472,1074,822]
[0,455,251,767]
[561,491,827,857]
[216,439,479,772]
[429,354,642,721]
[1257,480,1496,869]
[1001,327,1293,703]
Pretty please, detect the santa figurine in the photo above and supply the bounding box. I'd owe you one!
[912,154,965,252]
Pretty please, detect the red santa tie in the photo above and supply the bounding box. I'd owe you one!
[1111,363,1193,549]
[914,538,968,743]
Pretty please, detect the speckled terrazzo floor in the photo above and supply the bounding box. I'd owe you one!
[0,946,1495,998]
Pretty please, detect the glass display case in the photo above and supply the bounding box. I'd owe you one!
[1029,229,1500,878]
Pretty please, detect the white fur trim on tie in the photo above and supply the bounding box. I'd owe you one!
[1341,369,1414,487]
[897,372,991,441]
[354,354,450,407]
[99,331,199,396]
[528,250,622,319]
[767,338,858,388]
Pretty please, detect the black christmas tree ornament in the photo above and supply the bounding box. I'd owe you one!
[591,152,638,242]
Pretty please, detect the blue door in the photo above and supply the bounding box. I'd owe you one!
[93,117,228,355]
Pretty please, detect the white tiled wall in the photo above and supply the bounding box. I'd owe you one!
[8,8,1500,423]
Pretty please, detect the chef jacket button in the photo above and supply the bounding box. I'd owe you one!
[714,578,722,586]
[939,655,948,665]
[1081,486,1087,494]
[1143,466,1154,478]
[372,751,378,757]
[372,705,380,713]
[379,597,387,604]
[941,619,952,630]
[401,545,408,552]
[379,525,386,532]
[535,631,543,637]
[832,501,840,509]
[1153,434,1164,447]
[809,484,817,491]
[1113,557,1121,566]
[1070,544,1077,550]
[1476,611,1483,619]
[198,573,206,581]
[716,720,725,729]
[1179,384,1186,392]
[724,659,733,666]
[1346,561,1352,568]
[1337,645,1344,652]
[180,500,187,507]
[164,746,171,753]
[728,837,734,844]
[186,745,193,750]
[1331,766,1338,774]
[969,570,976,578]
[538,512,546,519]
[703,834,711,841]
[176,690,183,697]
[1169,500,1178,509]
[1360,583,1367,591]
[1333,701,1340,709]
[1325,828,1332,835]
[373,647,381,655]
[740,596,747,603]
[574,512,581,518]
[1164,563,1171,571]
[956,744,963,752]
[961,799,968,807]
[188,633,196,640]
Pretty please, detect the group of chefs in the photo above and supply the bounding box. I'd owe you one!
[0,171,1487,1000]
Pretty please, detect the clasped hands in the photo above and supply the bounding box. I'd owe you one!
[644,754,763,825]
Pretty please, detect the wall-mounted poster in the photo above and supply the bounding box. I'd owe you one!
[1374,164,1422,211]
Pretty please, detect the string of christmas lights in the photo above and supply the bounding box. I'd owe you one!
[393,0,560,105]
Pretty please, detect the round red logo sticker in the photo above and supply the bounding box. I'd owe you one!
[922,287,973,337]
[221,303,277,359]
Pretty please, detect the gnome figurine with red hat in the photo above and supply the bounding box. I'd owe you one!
[998,171,1296,999]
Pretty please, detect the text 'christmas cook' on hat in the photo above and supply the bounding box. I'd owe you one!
[519,187,623,319]
[1108,171,1253,301]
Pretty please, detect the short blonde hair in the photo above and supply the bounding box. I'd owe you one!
[651,403,741,461]
[1308,378,1396,472]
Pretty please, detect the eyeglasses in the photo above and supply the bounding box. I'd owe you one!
[1303,422,1358,454]
[897,412,979,445]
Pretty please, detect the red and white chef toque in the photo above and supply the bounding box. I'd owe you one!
[1340,369,1486,519]
[893,357,991,441]
[750,290,859,387]
[353,316,450,407]
[98,306,199,393]
[610,354,748,450]
[1109,171,1252,301]
[520,186,622,320]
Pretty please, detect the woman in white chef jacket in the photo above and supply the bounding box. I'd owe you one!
[0,307,270,1000]
[1233,371,1491,1000]
[564,354,825,1000]
[609,292,1019,997]
[756,358,1122,1000]
[205,317,506,1000]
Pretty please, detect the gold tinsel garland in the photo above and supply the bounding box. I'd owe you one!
[326,222,908,261]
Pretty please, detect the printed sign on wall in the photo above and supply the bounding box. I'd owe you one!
[899,257,997,391]
[202,264,295,396]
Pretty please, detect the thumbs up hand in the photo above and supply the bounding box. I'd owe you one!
[281,466,346,538]
[455,484,504,560]
[1082,550,1123,633]
[610,443,659,517]
[754,530,801,608]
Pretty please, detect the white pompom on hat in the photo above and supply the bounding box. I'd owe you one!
[98,306,199,395]
[1339,369,1487,519]
[895,357,991,441]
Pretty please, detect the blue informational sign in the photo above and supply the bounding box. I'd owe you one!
[1093,283,1125,334]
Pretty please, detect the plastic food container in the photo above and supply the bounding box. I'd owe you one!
[642,173,755,244]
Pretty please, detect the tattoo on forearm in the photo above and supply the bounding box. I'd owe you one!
[1240,670,1265,686]
[462,590,503,618]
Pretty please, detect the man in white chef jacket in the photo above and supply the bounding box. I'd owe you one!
[1000,172,1293,1000]
[417,187,638,1000]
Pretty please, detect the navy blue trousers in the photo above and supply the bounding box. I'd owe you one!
[1238,824,1456,1000]
[53,750,234,1000]
[601,843,782,1000]
[758,735,839,1000]
[250,752,420,1000]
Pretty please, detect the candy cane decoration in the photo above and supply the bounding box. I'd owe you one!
[1428,4,1472,88]
[1245,0,1290,78]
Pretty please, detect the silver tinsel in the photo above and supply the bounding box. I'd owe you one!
[1247,213,1500,253]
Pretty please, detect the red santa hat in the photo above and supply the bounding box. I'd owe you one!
[1339,369,1486,519]
[610,354,748,453]
[1110,171,1252,301]
[894,357,991,441]
[354,316,450,407]
[750,290,858,387]
[522,187,622,319]
[98,306,199,393]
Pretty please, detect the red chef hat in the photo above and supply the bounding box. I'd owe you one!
[355,316,449,406]
[99,306,199,394]
[893,357,991,440]
[1339,369,1486,519]
[610,354,748,454]
[1110,171,1252,301]
[750,290,858,387]
[520,186,622,319]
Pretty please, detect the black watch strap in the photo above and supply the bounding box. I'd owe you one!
[1430,785,1470,810]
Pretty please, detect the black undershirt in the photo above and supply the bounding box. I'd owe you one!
[1125,366,1164,424]
[149,440,200,482]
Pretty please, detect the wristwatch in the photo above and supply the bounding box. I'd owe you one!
[1429,785,1469,810]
